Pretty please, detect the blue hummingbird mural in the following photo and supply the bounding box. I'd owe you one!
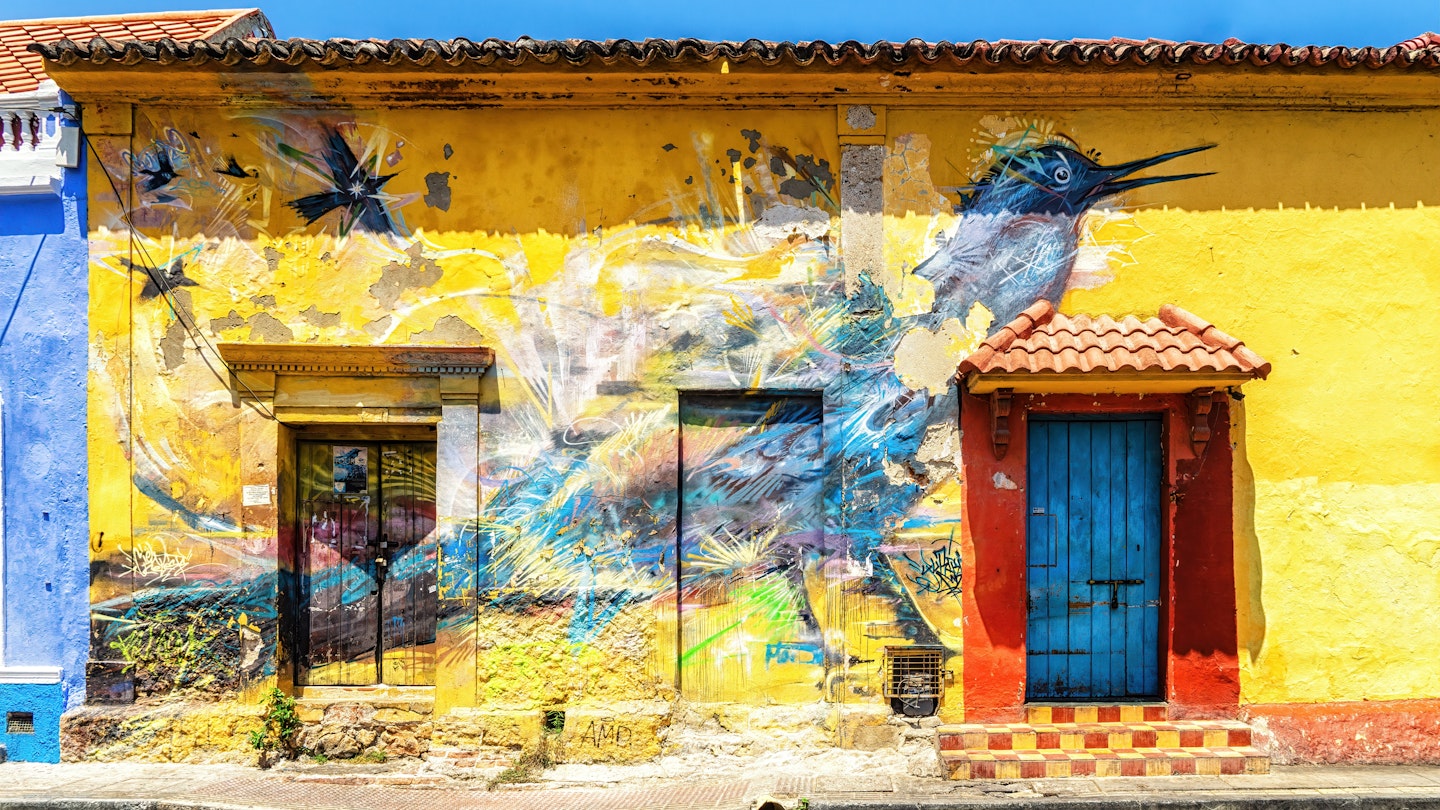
[917,141,1214,328]
[459,135,1216,659]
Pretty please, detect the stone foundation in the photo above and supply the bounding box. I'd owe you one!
[63,692,943,770]
[61,700,265,763]
[294,696,434,760]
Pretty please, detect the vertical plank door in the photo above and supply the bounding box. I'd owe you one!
[379,443,438,685]
[297,442,380,686]
[1026,419,1161,700]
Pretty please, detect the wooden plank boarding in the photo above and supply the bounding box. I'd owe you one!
[1026,418,1161,700]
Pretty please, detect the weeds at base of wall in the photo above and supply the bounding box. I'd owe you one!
[248,687,301,769]
[488,727,557,788]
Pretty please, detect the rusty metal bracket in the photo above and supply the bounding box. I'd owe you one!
[989,388,1013,460]
[1186,387,1215,456]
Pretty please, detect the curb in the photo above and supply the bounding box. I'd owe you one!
[811,797,1440,810]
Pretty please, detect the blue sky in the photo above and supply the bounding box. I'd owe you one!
[2,0,1434,47]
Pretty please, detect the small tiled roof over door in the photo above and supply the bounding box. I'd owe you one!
[958,300,1270,393]
[0,9,272,94]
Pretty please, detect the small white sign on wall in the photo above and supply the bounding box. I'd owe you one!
[242,484,272,507]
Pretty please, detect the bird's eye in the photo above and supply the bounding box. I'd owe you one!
[1053,167,1071,184]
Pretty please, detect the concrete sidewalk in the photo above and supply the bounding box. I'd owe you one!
[6,762,1440,809]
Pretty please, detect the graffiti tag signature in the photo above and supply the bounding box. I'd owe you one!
[901,537,963,598]
[122,539,195,583]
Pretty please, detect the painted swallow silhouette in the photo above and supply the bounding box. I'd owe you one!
[215,156,255,179]
[285,128,397,234]
[121,256,199,300]
[137,149,180,193]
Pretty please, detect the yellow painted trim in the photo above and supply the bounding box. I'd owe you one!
[217,342,494,376]
[271,406,442,424]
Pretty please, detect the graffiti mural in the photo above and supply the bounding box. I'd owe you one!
[679,393,825,702]
[84,106,1209,739]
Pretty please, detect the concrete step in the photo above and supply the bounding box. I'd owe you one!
[1023,703,1168,723]
[942,745,1271,779]
[938,719,1253,752]
[423,745,512,770]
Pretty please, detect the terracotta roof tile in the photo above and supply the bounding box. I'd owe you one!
[0,9,272,94]
[957,301,1271,380]
[26,33,1440,74]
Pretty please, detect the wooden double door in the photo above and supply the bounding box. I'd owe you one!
[296,441,438,686]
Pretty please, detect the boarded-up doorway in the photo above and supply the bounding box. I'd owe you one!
[678,393,825,703]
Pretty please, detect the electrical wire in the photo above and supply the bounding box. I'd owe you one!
[80,126,279,422]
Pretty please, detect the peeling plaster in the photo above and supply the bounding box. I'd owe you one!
[917,422,962,485]
[893,305,991,394]
[408,314,483,344]
[246,312,294,343]
[369,242,443,308]
[839,144,883,296]
[208,310,246,336]
[160,318,186,370]
[846,105,877,131]
[423,172,452,211]
[893,323,965,394]
[300,305,342,328]
[751,204,830,249]
[362,315,393,339]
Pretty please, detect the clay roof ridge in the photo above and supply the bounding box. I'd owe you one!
[959,301,1271,381]
[958,299,1054,375]
[1,9,258,27]
[1,9,271,94]
[29,34,1440,71]
[1158,304,1272,378]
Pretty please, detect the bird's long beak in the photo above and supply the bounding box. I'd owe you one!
[1086,144,1216,200]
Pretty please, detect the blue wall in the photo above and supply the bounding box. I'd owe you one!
[0,109,88,763]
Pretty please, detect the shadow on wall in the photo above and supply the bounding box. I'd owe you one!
[0,196,65,236]
[1232,400,1266,666]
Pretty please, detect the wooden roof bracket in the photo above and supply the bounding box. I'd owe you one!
[1186,387,1216,456]
[989,388,1013,460]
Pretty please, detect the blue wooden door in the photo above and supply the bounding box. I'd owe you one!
[1026,418,1162,700]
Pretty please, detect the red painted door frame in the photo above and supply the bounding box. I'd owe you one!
[959,390,1240,722]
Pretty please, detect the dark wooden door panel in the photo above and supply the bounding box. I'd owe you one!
[297,441,436,686]
[379,443,438,686]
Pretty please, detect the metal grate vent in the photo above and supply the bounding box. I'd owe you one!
[6,712,34,734]
[883,646,944,717]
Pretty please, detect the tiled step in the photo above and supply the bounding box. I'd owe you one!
[1024,704,1168,723]
[937,713,1270,780]
[939,719,1253,751]
[942,746,1271,779]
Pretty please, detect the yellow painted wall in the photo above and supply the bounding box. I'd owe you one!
[72,69,1440,764]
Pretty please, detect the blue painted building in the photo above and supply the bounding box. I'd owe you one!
[0,10,272,762]
[0,75,87,763]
